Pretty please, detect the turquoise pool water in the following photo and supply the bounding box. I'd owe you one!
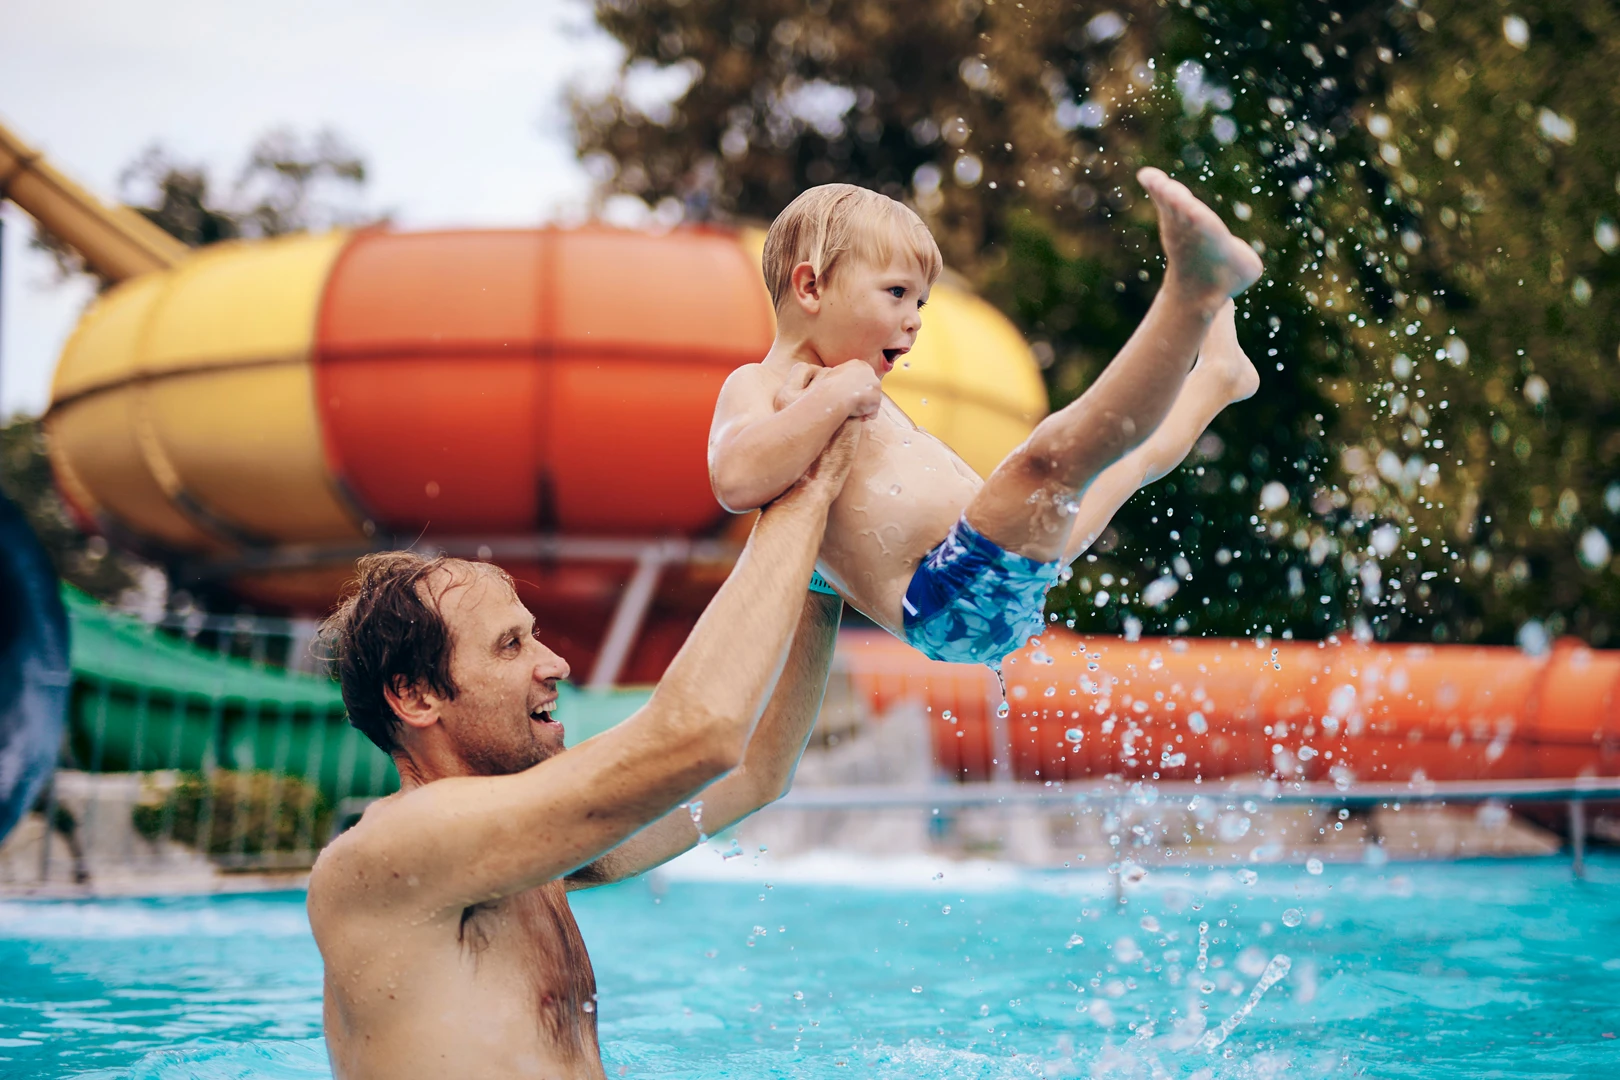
[2,855,1618,1078]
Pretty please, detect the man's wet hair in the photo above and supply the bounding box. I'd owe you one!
[318,552,514,754]
[761,183,943,310]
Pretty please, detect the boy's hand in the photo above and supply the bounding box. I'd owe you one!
[773,363,825,411]
[774,360,880,419]
[821,360,882,420]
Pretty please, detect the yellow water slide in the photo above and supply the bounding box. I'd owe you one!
[0,119,188,282]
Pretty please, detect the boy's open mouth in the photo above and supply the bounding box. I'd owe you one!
[882,347,907,367]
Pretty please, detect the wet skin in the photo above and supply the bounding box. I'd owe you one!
[309,430,857,1079]
[709,168,1263,636]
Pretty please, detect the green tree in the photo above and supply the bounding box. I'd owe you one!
[574,0,1392,640]
[576,0,1620,646]
[0,415,143,600]
[33,127,377,278]
[9,129,379,603]
[1303,0,1620,646]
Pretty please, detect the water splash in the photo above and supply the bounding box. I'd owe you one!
[1198,954,1292,1052]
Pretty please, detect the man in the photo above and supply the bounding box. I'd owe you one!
[307,424,859,1079]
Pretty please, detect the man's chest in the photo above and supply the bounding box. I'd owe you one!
[460,888,594,988]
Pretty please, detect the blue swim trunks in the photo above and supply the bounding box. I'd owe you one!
[901,515,1062,668]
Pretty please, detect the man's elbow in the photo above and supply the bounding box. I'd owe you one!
[679,711,749,778]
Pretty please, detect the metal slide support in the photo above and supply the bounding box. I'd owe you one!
[1570,799,1587,880]
[587,545,670,689]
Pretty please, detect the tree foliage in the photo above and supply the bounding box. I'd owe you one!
[576,0,1620,645]
[33,127,377,279]
[10,130,377,604]
[0,415,144,600]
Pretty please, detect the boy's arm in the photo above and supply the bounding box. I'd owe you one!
[710,361,881,513]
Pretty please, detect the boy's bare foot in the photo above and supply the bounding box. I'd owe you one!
[1138,167,1263,305]
[1194,300,1260,403]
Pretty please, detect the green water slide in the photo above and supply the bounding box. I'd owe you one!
[64,589,650,805]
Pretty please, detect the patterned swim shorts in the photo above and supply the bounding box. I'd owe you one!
[901,515,1062,668]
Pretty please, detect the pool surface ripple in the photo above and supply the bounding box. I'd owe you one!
[2,855,1618,1078]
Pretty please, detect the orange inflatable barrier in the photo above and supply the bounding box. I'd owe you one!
[838,629,1620,784]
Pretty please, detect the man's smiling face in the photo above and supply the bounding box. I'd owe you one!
[427,565,571,776]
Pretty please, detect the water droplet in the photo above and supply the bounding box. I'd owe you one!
[1281,908,1303,928]
[793,990,805,1001]
[1597,218,1620,255]
[1064,727,1083,743]
[1066,933,1085,948]
[1579,528,1612,570]
[996,701,1010,719]
[1218,814,1252,843]
[1236,868,1259,886]
[1306,857,1324,875]
[1044,686,1058,698]
[1517,619,1551,657]
[911,985,924,993]
[1503,13,1530,48]
[889,484,902,496]
[1187,710,1208,734]
[1139,916,1160,932]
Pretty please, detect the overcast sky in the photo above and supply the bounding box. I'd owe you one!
[0,0,622,417]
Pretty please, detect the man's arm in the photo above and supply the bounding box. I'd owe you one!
[568,589,842,888]
[315,424,860,920]
[709,361,879,512]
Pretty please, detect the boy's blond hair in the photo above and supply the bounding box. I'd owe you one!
[762,184,943,309]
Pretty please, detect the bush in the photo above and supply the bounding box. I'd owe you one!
[132,770,332,856]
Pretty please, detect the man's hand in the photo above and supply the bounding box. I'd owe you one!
[781,418,861,506]
[775,360,881,420]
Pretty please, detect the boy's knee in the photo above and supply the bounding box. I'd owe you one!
[1008,441,1065,484]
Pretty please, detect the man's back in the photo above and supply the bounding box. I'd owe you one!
[312,800,604,1080]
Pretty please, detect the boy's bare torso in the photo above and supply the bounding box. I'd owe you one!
[737,362,983,631]
[316,804,604,1080]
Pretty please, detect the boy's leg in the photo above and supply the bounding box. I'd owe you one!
[1059,301,1256,564]
[965,169,1262,563]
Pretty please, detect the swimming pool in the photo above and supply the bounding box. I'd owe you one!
[3,854,1617,1078]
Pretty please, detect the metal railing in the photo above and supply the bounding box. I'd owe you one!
[7,598,1616,889]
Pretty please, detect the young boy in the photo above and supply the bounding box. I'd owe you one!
[708,169,1262,667]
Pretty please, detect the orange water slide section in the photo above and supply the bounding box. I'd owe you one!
[312,226,775,536]
[840,629,1620,783]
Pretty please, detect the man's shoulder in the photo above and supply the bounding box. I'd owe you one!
[308,794,406,905]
